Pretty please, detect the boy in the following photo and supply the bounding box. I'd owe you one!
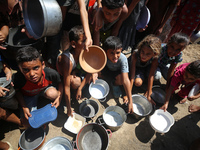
[57,26,97,117]
[89,0,125,45]
[101,36,133,113]
[13,47,63,122]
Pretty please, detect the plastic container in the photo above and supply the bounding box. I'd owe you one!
[29,104,57,128]
[136,6,150,30]
[64,113,86,134]
[188,83,199,97]
[149,109,174,133]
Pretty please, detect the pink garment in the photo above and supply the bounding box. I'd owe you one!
[171,63,200,98]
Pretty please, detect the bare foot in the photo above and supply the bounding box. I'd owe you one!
[188,104,200,113]
[123,96,128,104]
[179,98,187,104]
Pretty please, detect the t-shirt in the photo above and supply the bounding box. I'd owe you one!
[171,63,200,87]
[13,67,61,96]
[158,45,182,67]
[106,53,129,73]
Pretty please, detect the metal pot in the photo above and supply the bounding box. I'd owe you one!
[23,0,62,39]
[151,85,166,108]
[76,123,112,150]
[132,94,153,119]
[41,137,73,150]
[79,99,99,118]
[18,127,46,150]
[89,79,110,102]
[100,106,127,131]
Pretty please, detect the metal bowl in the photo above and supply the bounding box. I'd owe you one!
[132,94,153,119]
[41,136,73,150]
[79,99,99,118]
[89,79,109,101]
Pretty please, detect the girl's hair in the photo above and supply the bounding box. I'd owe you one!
[168,32,190,47]
[69,25,84,42]
[137,34,161,56]
[186,60,200,79]
[103,36,122,51]
[16,47,43,64]
[101,0,124,9]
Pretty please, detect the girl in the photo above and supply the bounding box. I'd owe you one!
[127,34,161,105]
[156,32,190,89]
[161,60,200,112]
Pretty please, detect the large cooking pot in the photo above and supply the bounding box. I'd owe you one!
[18,127,46,150]
[76,123,112,150]
[23,0,62,39]
[100,106,127,131]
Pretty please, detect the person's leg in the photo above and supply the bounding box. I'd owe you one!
[134,67,145,87]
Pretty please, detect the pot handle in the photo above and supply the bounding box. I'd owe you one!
[72,141,77,150]
[18,147,21,150]
[106,129,112,138]
[98,117,105,125]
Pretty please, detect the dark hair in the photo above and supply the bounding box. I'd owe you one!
[101,0,124,9]
[69,25,84,42]
[186,60,200,79]
[16,47,43,64]
[168,32,190,47]
[103,36,122,51]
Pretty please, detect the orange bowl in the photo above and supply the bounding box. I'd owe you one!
[79,45,107,73]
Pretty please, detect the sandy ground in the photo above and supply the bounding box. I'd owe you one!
[1,43,200,150]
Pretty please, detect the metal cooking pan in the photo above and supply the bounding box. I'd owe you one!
[76,123,112,150]
[18,127,45,150]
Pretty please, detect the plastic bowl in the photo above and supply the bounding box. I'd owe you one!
[136,6,150,30]
[79,45,107,73]
[151,86,166,107]
[149,109,174,133]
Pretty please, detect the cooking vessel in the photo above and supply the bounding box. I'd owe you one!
[41,136,73,150]
[100,106,127,131]
[76,123,112,150]
[151,85,166,108]
[18,127,45,150]
[132,94,153,119]
[0,25,43,60]
[23,0,62,39]
[89,79,110,102]
[79,99,99,118]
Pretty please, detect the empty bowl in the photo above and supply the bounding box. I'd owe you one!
[79,99,99,118]
[89,79,109,102]
[136,6,150,30]
[132,94,153,119]
[149,109,174,133]
[151,86,166,107]
[79,45,107,73]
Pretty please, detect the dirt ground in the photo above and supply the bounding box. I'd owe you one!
[1,43,200,150]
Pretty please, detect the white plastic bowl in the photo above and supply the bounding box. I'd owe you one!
[64,113,86,134]
[149,109,174,133]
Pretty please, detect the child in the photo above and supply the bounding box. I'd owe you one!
[128,34,161,105]
[13,47,63,123]
[101,36,133,114]
[57,26,97,117]
[89,0,124,45]
[156,32,190,89]
[160,60,200,112]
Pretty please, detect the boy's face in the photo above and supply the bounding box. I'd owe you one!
[106,48,122,63]
[183,70,197,83]
[140,45,155,63]
[167,42,185,57]
[72,34,86,52]
[102,6,122,23]
[19,59,45,84]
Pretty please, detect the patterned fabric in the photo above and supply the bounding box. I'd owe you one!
[158,45,182,67]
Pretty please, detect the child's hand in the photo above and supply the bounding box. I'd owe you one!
[0,86,9,97]
[128,103,134,114]
[187,96,199,101]
[5,71,12,81]
[160,103,168,112]
[144,92,156,105]
[123,96,128,104]
[23,107,31,120]
[92,73,98,84]
[76,88,82,100]
[67,108,73,117]
[51,98,60,108]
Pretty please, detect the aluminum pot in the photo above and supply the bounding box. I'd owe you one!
[23,0,62,39]
[132,94,153,119]
[76,123,112,150]
[100,106,127,131]
[18,127,45,150]
[41,136,73,150]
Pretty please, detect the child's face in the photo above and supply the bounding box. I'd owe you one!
[183,70,197,83]
[19,59,45,84]
[167,42,185,57]
[73,34,86,52]
[102,6,122,23]
[140,45,155,63]
[106,48,122,63]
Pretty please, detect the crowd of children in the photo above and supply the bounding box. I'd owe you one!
[0,0,200,149]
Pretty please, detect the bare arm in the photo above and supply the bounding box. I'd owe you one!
[129,52,137,91]
[165,62,177,90]
[0,25,9,50]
